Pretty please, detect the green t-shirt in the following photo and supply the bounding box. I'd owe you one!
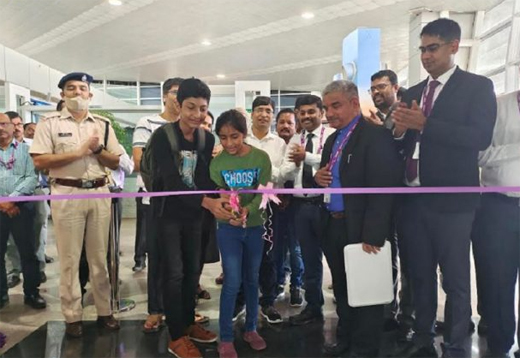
[210,145,272,227]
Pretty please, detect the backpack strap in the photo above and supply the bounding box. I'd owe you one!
[163,123,180,168]
[104,121,109,147]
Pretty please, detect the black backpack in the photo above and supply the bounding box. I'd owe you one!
[140,123,206,192]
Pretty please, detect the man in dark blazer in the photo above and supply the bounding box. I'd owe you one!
[315,80,402,357]
[391,18,497,358]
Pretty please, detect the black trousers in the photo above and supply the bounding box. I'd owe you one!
[400,195,473,356]
[134,193,148,266]
[157,217,202,340]
[322,215,383,357]
[0,202,40,297]
[472,193,520,354]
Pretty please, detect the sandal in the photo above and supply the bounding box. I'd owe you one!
[195,313,209,324]
[142,314,163,333]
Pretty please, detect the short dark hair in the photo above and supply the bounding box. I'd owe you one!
[215,109,248,136]
[252,96,275,112]
[294,95,323,111]
[397,87,408,100]
[276,108,295,122]
[23,122,35,130]
[162,77,184,95]
[176,78,211,106]
[207,111,214,121]
[371,70,398,85]
[420,18,461,42]
[5,111,21,120]
[56,100,65,111]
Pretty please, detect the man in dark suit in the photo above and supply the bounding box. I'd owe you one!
[315,80,402,357]
[391,18,497,358]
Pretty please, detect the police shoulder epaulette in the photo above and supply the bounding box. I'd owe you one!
[92,113,110,123]
[40,112,61,122]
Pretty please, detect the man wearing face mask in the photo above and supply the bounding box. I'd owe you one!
[30,72,124,338]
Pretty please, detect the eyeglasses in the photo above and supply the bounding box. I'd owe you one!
[368,83,390,94]
[253,107,273,115]
[418,42,451,54]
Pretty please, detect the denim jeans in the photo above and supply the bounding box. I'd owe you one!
[217,224,264,342]
[272,202,303,288]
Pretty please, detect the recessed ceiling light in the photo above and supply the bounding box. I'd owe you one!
[301,12,315,19]
[201,40,212,46]
[216,74,226,79]
[109,0,123,5]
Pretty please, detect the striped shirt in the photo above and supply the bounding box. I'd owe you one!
[0,139,37,197]
[132,114,168,189]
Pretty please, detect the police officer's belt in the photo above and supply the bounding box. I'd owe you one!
[54,177,107,189]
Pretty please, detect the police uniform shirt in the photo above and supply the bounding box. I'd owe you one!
[29,108,124,180]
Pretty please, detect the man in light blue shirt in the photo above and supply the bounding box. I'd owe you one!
[0,113,46,310]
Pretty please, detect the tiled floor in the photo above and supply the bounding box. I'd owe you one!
[0,218,516,357]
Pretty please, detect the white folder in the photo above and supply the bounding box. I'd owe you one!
[343,241,394,307]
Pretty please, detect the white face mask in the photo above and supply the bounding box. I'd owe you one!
[64,96,90,112]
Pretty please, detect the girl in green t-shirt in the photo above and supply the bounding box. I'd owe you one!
[209,109,271,358]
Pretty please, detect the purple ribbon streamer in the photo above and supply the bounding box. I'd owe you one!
[1,186,519,203]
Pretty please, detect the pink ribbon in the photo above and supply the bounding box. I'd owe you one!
[258,182,281,209]
[1,186,520,203]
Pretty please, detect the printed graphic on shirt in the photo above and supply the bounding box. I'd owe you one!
[221,168,261,189]
[179,151,197,188]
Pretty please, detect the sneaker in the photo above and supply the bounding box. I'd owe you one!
[218,342,237,358]
[243,331,266,351]
[168,336,202,358]
[187,323,217,343]
[290,287,303,307]
[260,305,283,324]
[275,284,285,298]
[232,304,245,322]
[289,307,323,326]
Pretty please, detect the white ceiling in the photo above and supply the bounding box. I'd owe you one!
[0,0,502,91]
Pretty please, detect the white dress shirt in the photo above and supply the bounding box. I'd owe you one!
[110,145,134,190]
[479,91,520,198]
[280,125,336,197]
[246,130,287,187]
[406,65,458,187]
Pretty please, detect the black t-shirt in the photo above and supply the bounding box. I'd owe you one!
[150,121,215,220]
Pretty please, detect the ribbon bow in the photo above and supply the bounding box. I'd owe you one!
[258,182,281,209]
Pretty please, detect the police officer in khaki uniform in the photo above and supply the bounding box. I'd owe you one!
[30,72,124,338]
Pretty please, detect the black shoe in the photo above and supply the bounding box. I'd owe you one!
[275,284,285,298]
[290,286,303,307]
[24,293,47,309]
[45,255,54,264]
[7,275,21,289]
[0,295,9,309]
[289,307,323,326]
[40,271,47,283]
[485,352,510,358]
[478,320,488,336]
[323,342,350,356]
[132,262,146,272]
[261,305,283,324]
[232,304,245,322]
[65,321,83,338]
[396,342,438,358]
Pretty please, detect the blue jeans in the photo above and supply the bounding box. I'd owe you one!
[217,224,264,342]
[273,203,303,288]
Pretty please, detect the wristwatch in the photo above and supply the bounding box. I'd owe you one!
[93,144,104,155]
